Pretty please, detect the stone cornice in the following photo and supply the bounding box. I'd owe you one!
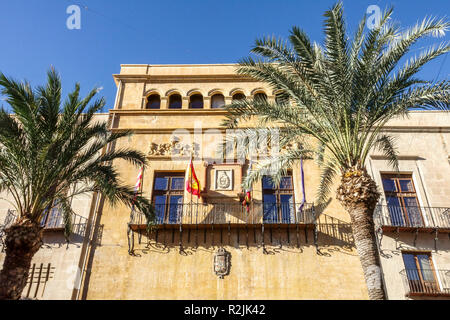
[111,128,229,134]
[107,110,450,132]
[110,127,450,134]
[109,109,228,115]
[113,74,256,85]
[370,155,425,161]
[377,126,450,133]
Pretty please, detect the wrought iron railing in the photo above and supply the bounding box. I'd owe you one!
[400,269,450,296]
[0,209,17,251]
[374,205,450,229]
[129,202,316,226]
[1,208,87,231]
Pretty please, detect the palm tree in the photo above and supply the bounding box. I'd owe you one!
[222,2,450,300]
[0,68,154,300]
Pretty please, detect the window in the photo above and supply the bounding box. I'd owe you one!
[211,94,225,109]
[189,94,204,109]
[275,92,288,104]
[40,200,64,229]
[381,173,423,227]
[168,94,182,109]
[262,172,294,223]
[402,252,440,294]
[232,93,245,101]
[146,94,160,109]
[254,92,267,101]
[152,172,185,224]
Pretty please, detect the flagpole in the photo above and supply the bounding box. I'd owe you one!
[190,151,193,219]
[299,155,306,223]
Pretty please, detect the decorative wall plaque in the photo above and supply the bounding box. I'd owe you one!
[213,247,230,279]
[214,170,233,191]
[148,136,199,157]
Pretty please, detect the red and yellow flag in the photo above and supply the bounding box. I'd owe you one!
[186,157,201,198]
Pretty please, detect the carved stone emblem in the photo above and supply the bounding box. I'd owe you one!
[148,136,199,157]
[214,247,230,279]
[214,170,233,190]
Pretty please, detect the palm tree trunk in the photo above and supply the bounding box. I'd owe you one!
[0,221,43,300]
[336,166,385,300]
[346,202,385,300]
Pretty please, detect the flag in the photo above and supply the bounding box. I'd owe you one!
[242,160,253,213]
[132,165,144,205]
[186,156,201,198]
[130,165,144,221]
[134,166,144,193]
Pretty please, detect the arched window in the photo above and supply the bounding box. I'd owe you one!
[254,92,267,101]
[189,94,204,109]
[211,94,225,109]
[168,94,182,109]
[146,94,161,109]
[232,93,246,101]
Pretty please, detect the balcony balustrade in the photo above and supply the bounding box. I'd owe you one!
[374,205,450,232]
[1,208,87,232]
[400,268,450,297]
[129,202,316,230]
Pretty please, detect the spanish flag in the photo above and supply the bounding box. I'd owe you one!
[186,156,201,198]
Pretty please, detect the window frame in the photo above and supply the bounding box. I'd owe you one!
[232,93,246,101]
[211,93,225,109]
[381,173,423,226]
[152,172,185,223]
[40,199,64,229]
[262,171,295,223]
[168,94,182,109]
[189,94,204,109]
[402,251,440,293]
[146,94,161,109]
[254,92,267,101]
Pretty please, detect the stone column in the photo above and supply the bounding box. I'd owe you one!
[204,96,211,109]
[182,96,189,109]
[161,97,168,109]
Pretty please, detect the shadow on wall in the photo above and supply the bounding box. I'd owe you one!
[41,223,104,249]
[1,209,104,251]
[375,231,450,259]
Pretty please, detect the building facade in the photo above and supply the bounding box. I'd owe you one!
[77,64,450,300]
[1,64,449,300]
[370,113,450,299]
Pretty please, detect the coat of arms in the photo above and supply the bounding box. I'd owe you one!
[214,170,233,190]
[213,247,231,279]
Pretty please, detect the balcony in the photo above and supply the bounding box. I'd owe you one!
[374,205,450,233]
[129,202,316,231]
[1,208,88,232]
[400,269,450,297]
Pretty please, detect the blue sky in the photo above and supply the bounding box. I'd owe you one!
[0,0,449,111]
